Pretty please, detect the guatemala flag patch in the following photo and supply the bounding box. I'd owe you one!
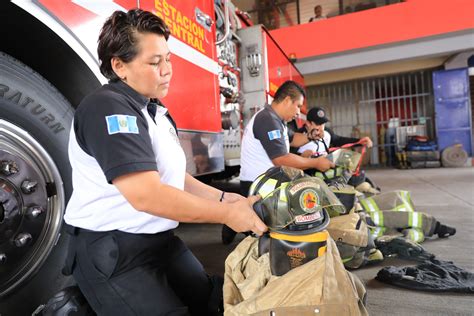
[106,115,139,135]
[267,129,281,140]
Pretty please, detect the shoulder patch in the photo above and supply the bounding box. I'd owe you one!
[106,115,139,135]
[267,130,281,140]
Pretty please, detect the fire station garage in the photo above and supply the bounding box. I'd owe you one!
[178,0,474,315]
[0,0,473,315]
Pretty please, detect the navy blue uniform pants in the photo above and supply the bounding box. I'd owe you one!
[66,228,213,316]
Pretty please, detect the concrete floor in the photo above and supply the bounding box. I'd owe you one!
[175,167,474,316]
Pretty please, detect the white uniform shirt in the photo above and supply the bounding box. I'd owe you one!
[65,81,185,233]
[240,105,293,182]
[297,130,331,156]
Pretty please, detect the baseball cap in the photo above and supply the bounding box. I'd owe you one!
[306,107,329,125]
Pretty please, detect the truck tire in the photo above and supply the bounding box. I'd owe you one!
[0,52,74,316]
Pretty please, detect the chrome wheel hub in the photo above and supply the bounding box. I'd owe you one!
[0,119,65,297]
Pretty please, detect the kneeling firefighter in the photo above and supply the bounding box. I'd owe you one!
[223,166,368,315]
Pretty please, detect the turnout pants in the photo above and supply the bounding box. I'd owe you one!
[365,210,438,243]
[64,227,215,316]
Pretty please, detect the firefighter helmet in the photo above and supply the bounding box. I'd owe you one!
[249,165,306,198]
[251,167,345,235]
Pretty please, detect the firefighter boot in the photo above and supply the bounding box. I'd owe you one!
[434,221,456,238]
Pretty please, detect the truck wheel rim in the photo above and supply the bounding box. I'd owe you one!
[0,119,65,297]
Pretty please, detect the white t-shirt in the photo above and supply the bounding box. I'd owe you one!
[297,130,331,156]
[65,81,185,233]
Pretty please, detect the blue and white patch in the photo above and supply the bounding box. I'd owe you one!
[106,115,139,135]
[267,130,281,140]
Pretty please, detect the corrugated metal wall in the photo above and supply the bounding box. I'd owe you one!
[306,70,435,166]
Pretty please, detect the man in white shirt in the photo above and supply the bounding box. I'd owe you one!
[308,5,327,22]
[297,107,373,158]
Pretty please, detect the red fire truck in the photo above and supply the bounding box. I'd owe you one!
[0,0,303,313]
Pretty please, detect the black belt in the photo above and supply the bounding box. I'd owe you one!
[64,224,108,236]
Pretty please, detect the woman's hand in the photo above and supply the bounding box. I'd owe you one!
[223,195,267,236]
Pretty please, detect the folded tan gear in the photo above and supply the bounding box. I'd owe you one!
[223,236,368,316]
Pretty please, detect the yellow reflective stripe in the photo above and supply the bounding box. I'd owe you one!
[318,245,327,257]
[258,178,278,198]
[370,226,385,238]
[413,228,424,242]
[400,191,415,212]
[368,198,379,212]
[400,190,408,201]
[407,228,423,242]
[360,199,369,211]
[408,212,423,228]
[401,190,413,205]
[342,256,354,263]
[279,182,289,202]
[314,172,325,180]
[369,211,384,226]
[325,169,335,179]
[402,202,414,212]
[361,197,379,213]
[270,230,329,242]
[249,174,265,195]
[394,204,409,212]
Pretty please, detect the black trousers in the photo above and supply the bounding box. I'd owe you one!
[66,228,213,316]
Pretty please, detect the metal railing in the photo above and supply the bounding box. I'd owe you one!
[237,0,403,30]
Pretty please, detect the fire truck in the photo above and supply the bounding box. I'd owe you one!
[0,0,303,313]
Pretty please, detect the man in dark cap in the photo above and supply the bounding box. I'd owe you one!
[297,106,373,157]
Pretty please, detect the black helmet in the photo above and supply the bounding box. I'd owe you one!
[251,167,345,235]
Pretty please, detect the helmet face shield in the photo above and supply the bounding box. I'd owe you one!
[254,177,343,234]
[326,149,362,173]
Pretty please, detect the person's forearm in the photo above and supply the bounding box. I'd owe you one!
[114,171,228,224]
[184,173,222,201]
[272,153,332,171]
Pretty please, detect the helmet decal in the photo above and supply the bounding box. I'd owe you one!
[295,211,322,223]
[288,180,320,195]
[299,189,319,213]
[287,248,306,269]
